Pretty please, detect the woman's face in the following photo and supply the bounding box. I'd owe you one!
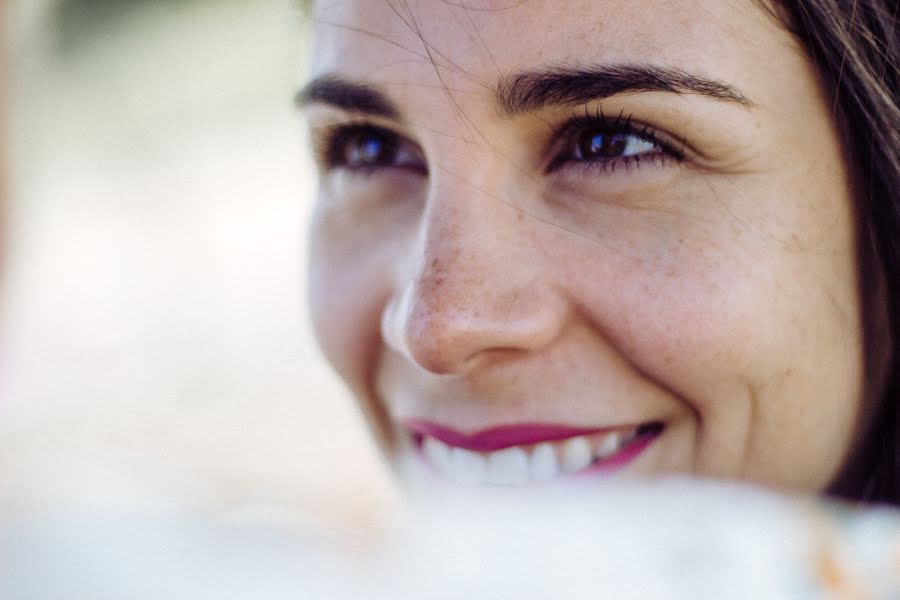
[302,0,864,491]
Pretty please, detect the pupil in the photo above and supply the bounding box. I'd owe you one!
[580,131,628,158]
[347,133,390,166]
[359,137,383,162]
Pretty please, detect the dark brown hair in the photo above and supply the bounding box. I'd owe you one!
[762,0,899,504]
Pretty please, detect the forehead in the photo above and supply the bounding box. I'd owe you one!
[310,0,769,90]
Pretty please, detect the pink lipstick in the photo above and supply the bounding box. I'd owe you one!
[403,419,665,485]
[404,420,611,452]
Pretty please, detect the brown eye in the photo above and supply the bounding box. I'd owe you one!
[578,130,627,158]
[326,125,426,174]
[343,130,397,168]
[574,129,656,160]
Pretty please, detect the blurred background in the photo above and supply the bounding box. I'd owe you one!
[2,0,395,525]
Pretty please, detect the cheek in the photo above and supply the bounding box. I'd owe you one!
[559,175,861,485]
[561,168,860,396]
[570,234,765,390]
[307,188,422,393]
[308,205,411,450]
[308,224,388,396]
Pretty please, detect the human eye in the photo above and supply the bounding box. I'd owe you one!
[317,122,426,176]
[546,110,685,176]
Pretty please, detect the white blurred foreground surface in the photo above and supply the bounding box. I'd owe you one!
[2,480,900,599]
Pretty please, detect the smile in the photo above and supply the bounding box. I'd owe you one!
[404,420,665,486]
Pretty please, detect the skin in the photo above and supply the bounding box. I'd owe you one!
[302,0,864,492]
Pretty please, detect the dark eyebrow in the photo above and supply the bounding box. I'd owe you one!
[497,64,754,116]
[296,74,400,119]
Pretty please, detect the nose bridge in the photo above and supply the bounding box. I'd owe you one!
[415,141,521,305]
[383,170,567,375]
[419,135,521,279]
[416,189,492,323]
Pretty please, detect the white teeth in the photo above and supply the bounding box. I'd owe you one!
[423,436,452,472]
[561,436,593,474]
[530,443,559,481]
[486,447,530,485]
[448,448,487,485]
[419,426,644,485]
[596,432,622,459]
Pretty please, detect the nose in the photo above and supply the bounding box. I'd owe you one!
[381,182,569,376]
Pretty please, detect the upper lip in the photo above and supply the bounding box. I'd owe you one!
[403,419,624,452]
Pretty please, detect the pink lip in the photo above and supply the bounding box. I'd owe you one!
[403,419,609,452]
[580,434,657,476]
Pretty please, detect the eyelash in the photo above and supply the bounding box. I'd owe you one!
[545,108,685,175]
[316,110,685,177]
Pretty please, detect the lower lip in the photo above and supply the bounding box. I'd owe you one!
[578,431,660,477]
